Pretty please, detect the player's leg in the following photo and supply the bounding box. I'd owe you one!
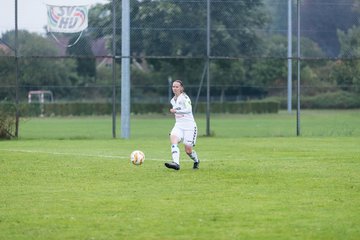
[184,145,200,169]
[170,134,180,165]
[165,127,182,170]
[184,126,200,169]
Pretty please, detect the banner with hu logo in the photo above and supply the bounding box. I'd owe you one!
[47,5,88,33]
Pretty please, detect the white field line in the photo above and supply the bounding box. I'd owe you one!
[0,149,200,162]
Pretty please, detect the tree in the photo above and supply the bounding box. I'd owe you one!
[67,36,96,79]
[338,25,360,58]
[0,30,79,100]
[301,0,359,57]
[129,0,268,57]
[210,60,245,102]
[331,0,360,94]
[88,0,269,97]
[89,1,268,57]
[333,26,360,93]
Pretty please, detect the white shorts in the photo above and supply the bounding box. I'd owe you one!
[170,125,197,146]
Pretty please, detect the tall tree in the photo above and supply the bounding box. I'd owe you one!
[129,0,268,57]
[88,0,268,89]
[0,30,79,100]
[301,0,359,57]
[67,36,96,79]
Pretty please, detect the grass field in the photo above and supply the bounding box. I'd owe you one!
[0,110,359,239]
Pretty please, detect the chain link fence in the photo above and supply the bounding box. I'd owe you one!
[1,0,359,114]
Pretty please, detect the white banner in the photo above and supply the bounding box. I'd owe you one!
[47,5,88,33]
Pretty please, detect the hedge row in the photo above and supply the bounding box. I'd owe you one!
[195,101,279,114]
[0,101,279,117]
[301,92,360,109]
[271,91,360,109]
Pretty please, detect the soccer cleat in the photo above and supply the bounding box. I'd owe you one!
[165,162,180,170]
[193,160,200,169]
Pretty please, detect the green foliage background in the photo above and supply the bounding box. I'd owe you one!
[1,0,359,104]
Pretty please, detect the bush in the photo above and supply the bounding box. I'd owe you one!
[0,104,16,139]
[301,91,360,109]
[270,91,360,109]
[194,101,279,114]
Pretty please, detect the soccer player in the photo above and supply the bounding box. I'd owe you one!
[165,80,200,170]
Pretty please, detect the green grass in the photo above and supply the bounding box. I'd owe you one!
[18,110,360,139]
[0,110,359,239]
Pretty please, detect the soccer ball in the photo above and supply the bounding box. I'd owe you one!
[130,150,145,165]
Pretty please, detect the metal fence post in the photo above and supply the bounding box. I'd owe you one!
[121,0,131,139]
[296,0,301,136]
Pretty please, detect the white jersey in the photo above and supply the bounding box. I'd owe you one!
[170,93,196,129]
